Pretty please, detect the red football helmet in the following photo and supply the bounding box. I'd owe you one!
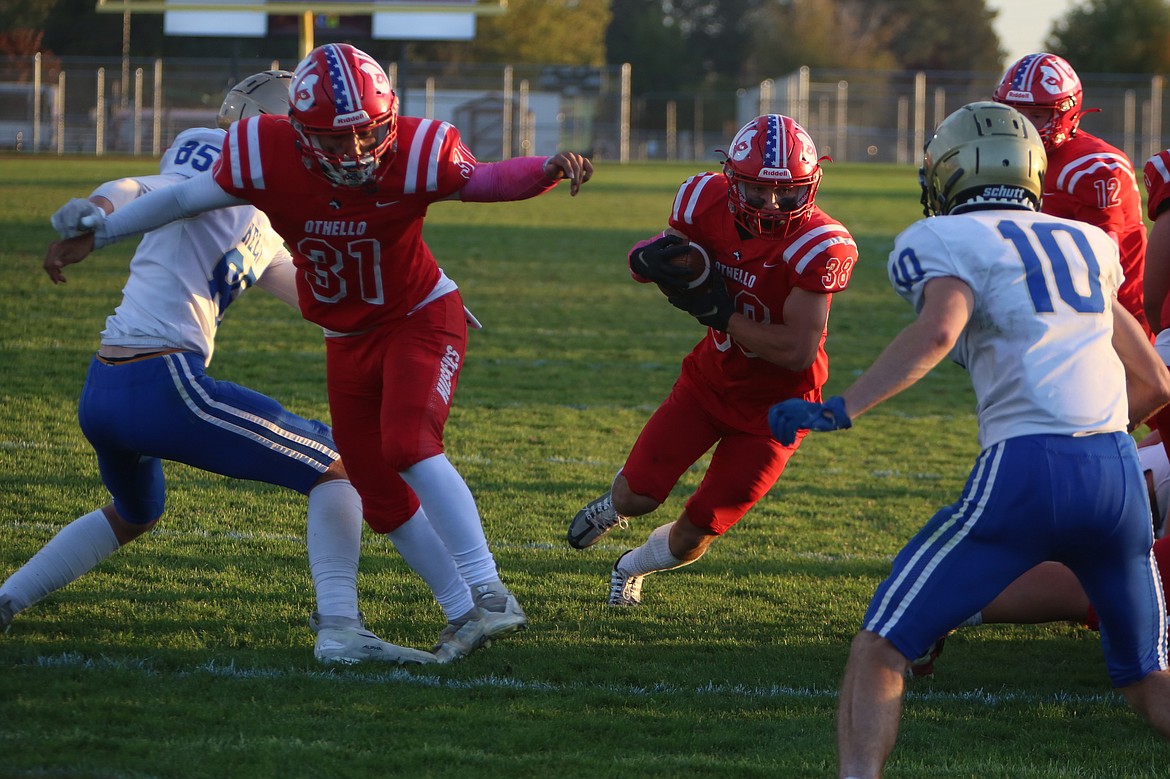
[289,43,398,187]
[992,53,1083,148]
[719,114,823,239]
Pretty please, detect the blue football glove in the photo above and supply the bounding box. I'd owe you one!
[767,395,852,445]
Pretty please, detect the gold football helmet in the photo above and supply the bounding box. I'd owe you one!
[919,101,1046,217]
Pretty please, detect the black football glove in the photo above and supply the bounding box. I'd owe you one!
[669,273,733,332]
[629,234,695,290]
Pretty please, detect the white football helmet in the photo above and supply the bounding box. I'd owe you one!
[217,70,293,130]
[920,101,1046,217]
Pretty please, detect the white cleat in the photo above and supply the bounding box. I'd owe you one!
[432,609,491,664]
[471,581,528,640]
[608,551,644,606]
[309,613,436,666]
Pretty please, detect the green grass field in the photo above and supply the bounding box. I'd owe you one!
[0,155,1165,778]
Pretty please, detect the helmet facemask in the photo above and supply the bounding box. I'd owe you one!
[725,167,821,238]
[293,116,397,188]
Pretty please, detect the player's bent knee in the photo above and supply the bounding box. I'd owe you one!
[852,630,907,667]
[612,476,660,517]
[101,504,159,545]
[316,459,349,483]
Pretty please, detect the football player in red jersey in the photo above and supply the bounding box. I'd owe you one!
[993,52,1150,337]
[44,43,592,662]
[565,114,858,606]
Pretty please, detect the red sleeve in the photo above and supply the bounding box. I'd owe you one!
[402,118,476,200]
[788,215,860,294]
[1146,151,1170,221]
[1056,152,1137,238]
[667,173,727,235]
[212,114,290,198]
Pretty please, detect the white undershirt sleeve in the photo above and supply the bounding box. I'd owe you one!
[255,249,302,310]
[94,170,245,249]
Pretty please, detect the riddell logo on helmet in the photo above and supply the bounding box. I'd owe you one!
[758,168,794,181]
[1005,90,1034,102]
[333,112,372,128]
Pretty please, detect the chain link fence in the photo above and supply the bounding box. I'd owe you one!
[0,53,1165,168]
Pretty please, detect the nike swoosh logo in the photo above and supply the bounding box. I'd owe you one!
[376,200,400,207]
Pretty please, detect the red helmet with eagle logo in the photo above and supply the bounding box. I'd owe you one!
[719,114,824,239]
[289,43,398,187]
[992,53,1084,149]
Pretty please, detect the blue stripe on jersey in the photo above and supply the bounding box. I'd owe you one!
[865,443,1003,636]
[163,353,337,471]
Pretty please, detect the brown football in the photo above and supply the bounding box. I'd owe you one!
[656,242,712,295]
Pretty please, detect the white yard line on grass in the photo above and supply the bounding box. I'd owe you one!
[18,651,1128,709]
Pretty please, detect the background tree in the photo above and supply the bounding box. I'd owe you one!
[744,0,899,77]
[409,0,609,71]
[1046,0,1170,74]
[605,0,710,94]
[649,0,761,87]
[467,0,609,65]
[2,0,57,61]
[878,0,1004,72]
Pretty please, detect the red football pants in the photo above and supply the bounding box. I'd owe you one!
[324,292,467,533]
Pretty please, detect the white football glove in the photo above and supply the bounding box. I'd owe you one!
[50,198,106,239]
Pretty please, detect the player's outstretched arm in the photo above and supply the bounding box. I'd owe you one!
[771,276,973,445]
[459,153,593,202]
[93,170,242,249]
[543,151,593,196]
[838,276,973,418]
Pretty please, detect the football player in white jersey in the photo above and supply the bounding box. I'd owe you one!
[2,71,444,665]
[769,102,1170,777]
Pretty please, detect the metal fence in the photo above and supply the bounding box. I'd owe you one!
[0,53,1166,168]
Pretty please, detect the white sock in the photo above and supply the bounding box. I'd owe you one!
[386,508,475,622]
[400,453,499,587]
[618,523,696,576]
[306,480,362,621]
[0,508,119,612]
